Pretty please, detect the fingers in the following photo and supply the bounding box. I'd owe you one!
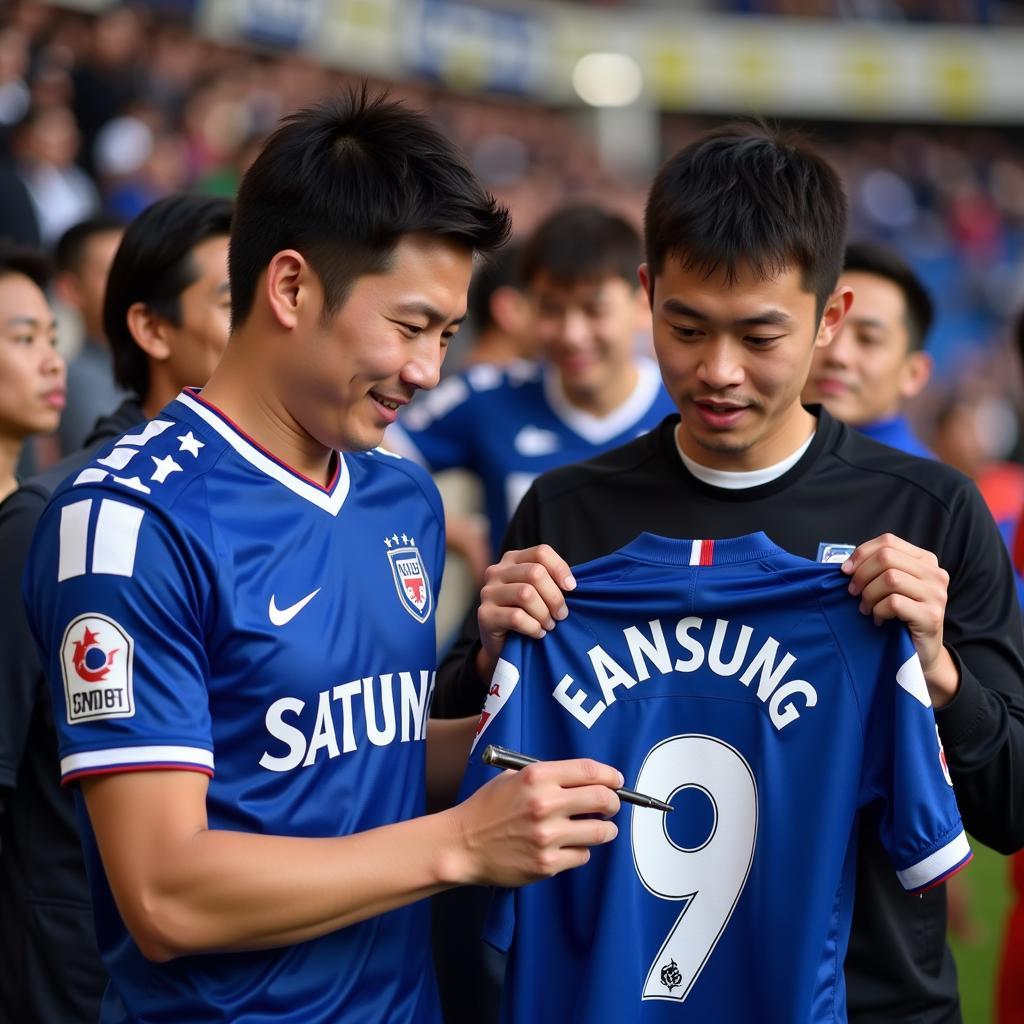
[478,545,576,656]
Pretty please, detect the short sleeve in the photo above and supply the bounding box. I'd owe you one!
[457,650,527,954]
[859,629,972,893]
[22,490,215,784]
[386,374,478,472]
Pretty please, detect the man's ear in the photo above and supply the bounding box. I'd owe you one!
[815,285,854,349]
[638,263,654,309]
[899,350,933,401]
[265,250,312,330]
[53,270,82,312]
[125,302,171,361]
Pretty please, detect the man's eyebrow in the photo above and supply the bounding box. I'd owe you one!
[394,301,467,326]
[5,316,56,330]
[849,315,886,331]
[661,298,793,328]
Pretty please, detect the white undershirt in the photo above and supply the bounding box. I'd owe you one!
[674,427,815,490]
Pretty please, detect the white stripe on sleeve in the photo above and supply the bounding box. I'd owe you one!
[60,745,215,778]
[91,499,145,577]
[896,829,971,891]
[57,499,92,581]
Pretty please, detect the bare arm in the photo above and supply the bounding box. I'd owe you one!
[425,716,479,810]
[83,756,622,962]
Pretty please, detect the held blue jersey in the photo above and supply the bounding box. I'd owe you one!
[461,532,970,1024]
[387,357,674,555]
[23,390,446,1024]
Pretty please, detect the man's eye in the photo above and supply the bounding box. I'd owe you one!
[671,326,701,340]
[400,323,424,336]
[747,335,782,345]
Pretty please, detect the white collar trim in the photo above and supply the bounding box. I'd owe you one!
[175,391,351,516]
[542,357,664,444]
[674,428,814,490]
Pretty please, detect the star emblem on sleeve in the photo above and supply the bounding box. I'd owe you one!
[151,454,183,484]
[177,431,204,457]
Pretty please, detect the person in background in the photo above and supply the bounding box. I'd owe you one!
[0,194,231,1024]
[387,202,674,559]
[0,243,64,505]
[803,241,934,458]
[52,216,125,455]
[459,243,533,367]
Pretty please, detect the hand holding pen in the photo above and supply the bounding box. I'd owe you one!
[482,745,674,813]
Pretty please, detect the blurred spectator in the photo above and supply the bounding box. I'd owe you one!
[52,216,125,455]
[0,193,232,1024]
[460,243,534,367]
[803,241,934,457]
[10,105,98,244]
[0,243,64,504]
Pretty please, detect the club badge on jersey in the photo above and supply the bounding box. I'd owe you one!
[60,613,135,723]
[386,533,432,623]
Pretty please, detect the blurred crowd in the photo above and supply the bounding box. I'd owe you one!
[2,0,1024,467]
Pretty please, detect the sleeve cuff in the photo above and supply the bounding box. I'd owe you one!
[896,829,973,893]
[60,745,215,784]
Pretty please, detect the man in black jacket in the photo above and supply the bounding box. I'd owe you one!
[0,194,231,1024]
[434,124,1024,1022]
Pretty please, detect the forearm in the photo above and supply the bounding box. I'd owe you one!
[937,654,1024,853]
[426,716,479,809]
[110,810,465,960]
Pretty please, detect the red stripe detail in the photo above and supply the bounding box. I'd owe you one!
[62,763,214,786]
[700,539,715,566]
[185,388,340,493]
[908,851,973,894]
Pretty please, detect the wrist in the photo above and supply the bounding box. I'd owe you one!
[923,645,961,709]
[431,807,477,888]
[474,645,496,685]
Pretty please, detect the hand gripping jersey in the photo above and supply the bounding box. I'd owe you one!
[387,357,674,555]
[461,532,970,1024]
[23,390,445,1024]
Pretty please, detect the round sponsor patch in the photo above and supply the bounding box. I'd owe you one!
[60,614,135,724]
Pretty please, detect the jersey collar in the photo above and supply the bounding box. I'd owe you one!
[620,531,783,566]
[175,389,351,516]
[543,356,664,444]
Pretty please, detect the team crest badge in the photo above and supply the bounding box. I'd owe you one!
[385,533,433,624]
[60,614,135,724]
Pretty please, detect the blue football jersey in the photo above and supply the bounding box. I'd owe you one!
[387,357,674,555]
[462,532,970,1024]
[23,390,446,1024]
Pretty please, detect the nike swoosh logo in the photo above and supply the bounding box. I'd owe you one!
[269,588,321,626]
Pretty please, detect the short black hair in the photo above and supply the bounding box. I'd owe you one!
[229,86,511,328]
[842,242,933,352]
[104,195,233,398]
[521,204,642,290]
[54,216,124,276]
[0,243,50,291]
[645,122,847,319]
[468,242,521,333]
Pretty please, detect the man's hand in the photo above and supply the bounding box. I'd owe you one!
[476,545,576,681]
[443,757,622,887]
[842,533,960,706]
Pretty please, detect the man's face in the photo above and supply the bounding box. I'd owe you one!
[803,270,929,427]
[527,272,647,407]
[288,234,472,453]
[0,272,66,439]
[642,256,848,471]
[163,235,231,391]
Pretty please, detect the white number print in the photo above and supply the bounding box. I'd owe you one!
[631,734,758,1002]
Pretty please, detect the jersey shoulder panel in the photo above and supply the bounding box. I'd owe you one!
[529,415,677,505]
[828,417,976,514]
[359,446,445,525]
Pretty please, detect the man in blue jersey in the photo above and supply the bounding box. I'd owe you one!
[803,241,934,458]
[439,123,1024,1022]
[387,202,675,556]
[21,90,623,1024]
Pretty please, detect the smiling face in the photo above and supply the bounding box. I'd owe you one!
[803,270,931,427]
[641,256,850,471]
[0,272,66,439]
[528,271,648,413]
[282,234,473,453]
